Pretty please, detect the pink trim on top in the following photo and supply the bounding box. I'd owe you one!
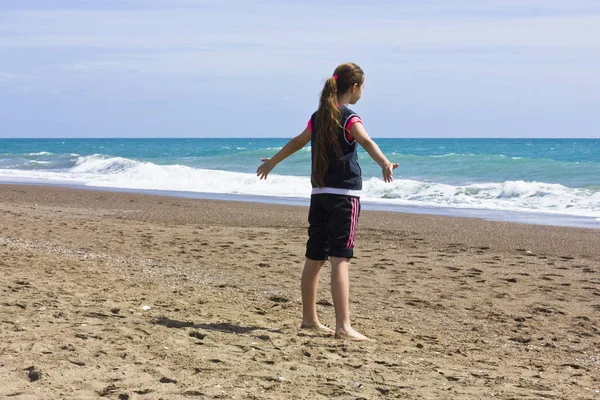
[345,116,362,142]
[308,111,360,138]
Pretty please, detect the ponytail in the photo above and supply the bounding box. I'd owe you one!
[312,63,364,188]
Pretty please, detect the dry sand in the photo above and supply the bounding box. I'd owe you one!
[0,184,599,399]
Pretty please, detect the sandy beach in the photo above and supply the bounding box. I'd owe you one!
[0,184,599,399]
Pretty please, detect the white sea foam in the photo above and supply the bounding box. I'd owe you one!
[1,155,599,218]
[26,160,52,165]
[360,178,600,217]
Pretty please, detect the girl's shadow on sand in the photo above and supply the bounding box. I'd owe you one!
[153,316,283,334]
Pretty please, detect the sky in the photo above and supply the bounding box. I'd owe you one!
[0,0,599,138]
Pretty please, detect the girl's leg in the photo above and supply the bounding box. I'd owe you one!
[330,257,369,341]
[300,258,334,334]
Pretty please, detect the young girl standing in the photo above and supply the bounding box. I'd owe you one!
[257,62,398,341]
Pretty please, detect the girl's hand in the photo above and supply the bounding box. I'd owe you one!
[257,158,275,180]
[382,162,399,183]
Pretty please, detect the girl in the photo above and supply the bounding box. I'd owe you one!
[256,62,398,341]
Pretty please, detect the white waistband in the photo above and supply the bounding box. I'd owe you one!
[311,187,361,197]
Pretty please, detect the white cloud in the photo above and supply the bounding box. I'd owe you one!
[0,72,17,80]
[0,1,598,137]
[0,2,598,81]
[1,3,599,51]
[0,71,36,80]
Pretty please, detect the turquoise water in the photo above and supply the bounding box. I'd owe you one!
[1,138,599,225]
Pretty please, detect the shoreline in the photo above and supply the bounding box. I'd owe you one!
[2,180,599,230]
[1,183,599,399]
[1,183,599,259]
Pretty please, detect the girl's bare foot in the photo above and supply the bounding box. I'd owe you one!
[300,323,335,335]
[335,327,372,342]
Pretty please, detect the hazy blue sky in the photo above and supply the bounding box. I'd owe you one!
[1,0,599,138]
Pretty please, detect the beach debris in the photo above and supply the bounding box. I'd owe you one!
[182,390,205,396]
[154,316,194,328]
[376,387,391,395]
[139,305,151,311]
[96,384,118,397]
[509,336,532,344]
[316,298,333,306]
[254,307,267,315]
[562,363,587,371]
[268,295,290,303]
[189,330,206,340]
[24,366,41,382]
[38,306,46,311]
[353,381,363,388]
[61,344,76,352]
[134,389,153,395]
[276,376,286,381]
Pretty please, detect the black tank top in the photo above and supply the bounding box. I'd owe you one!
[309,105,362,190]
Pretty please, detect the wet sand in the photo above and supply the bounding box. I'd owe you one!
[1,184,599,399]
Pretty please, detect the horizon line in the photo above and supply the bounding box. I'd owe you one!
[1,137,598,140]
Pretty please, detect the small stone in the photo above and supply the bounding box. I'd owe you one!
[25,366,40,382]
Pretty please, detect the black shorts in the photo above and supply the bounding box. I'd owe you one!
[305,194,361,260]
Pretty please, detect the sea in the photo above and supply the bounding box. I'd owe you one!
[1,138,599,228]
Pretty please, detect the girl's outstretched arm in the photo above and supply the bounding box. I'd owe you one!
[257,127,311,180]
[350,123,398,183]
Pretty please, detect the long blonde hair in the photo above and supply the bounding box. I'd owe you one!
[312,62,364,188]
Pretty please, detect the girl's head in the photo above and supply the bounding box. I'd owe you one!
[330,62,365,105]
[312,63,364,188]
